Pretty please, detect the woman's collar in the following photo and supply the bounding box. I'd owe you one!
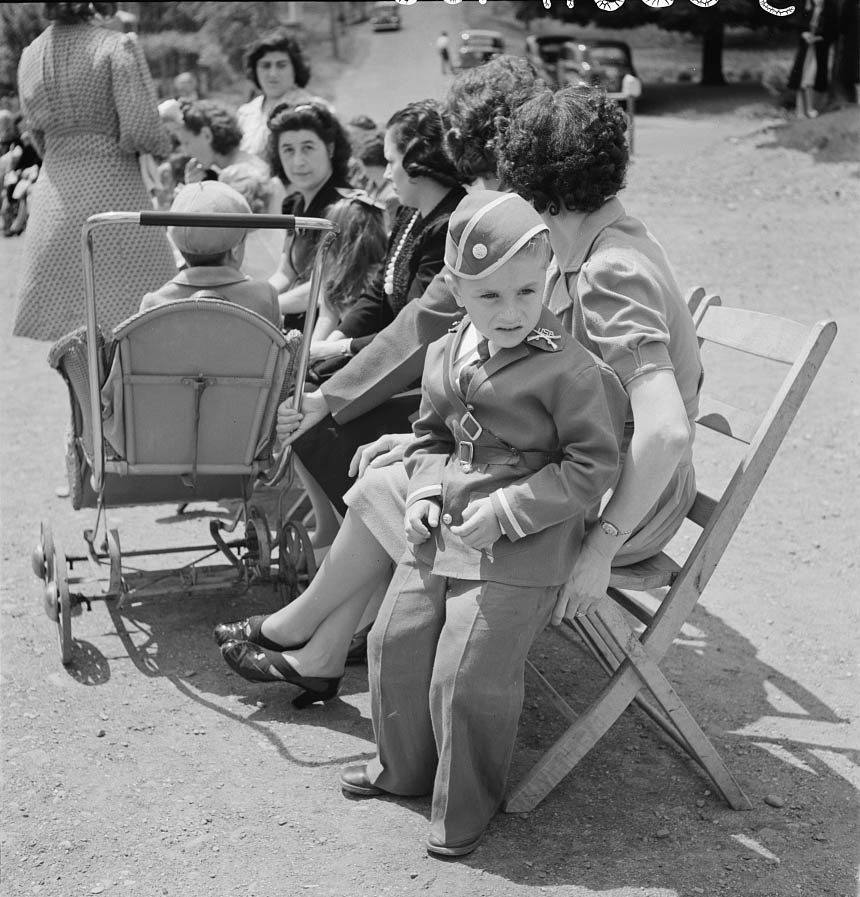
[545,196,626,273]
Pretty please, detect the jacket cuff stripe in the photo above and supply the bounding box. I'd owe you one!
[406,485,442,507]
[496,489,526,539]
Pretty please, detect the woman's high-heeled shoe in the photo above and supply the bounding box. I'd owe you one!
[213,615,305,652]
[220,639,341,708]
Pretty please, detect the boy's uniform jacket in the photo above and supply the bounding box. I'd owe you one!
[404,307,627,587]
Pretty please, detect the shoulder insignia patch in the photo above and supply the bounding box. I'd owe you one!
[526,327,561,351]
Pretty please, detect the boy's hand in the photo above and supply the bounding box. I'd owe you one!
[405,499,441,544]
[450,497,501,550]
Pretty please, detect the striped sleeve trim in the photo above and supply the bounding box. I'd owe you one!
[495,489,526,540]
[406,484,443,508]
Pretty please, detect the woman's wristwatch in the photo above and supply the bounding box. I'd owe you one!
[340,339,354,356]
[598,518,632,538]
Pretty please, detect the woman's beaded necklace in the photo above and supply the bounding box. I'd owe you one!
[383,210,421,297]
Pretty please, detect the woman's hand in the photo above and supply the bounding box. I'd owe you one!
[405,499,441,544]
[348,432,413,479]
[551,538,613,625]
[450,497,501,551]
[309,339,350,363]
[275,390,330,445]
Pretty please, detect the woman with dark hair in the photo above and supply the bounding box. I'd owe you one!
[12,0,176,340]
[171,99,271,189]
[266,101,354,316]
[497,87,701,624]
[237,29,317,159]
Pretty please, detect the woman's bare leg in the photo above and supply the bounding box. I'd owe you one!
[259,509,392,647]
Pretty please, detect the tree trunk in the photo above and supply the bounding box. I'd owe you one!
[828,0,859,104]
[700,20,726,86]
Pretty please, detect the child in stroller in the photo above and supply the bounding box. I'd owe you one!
[140,180,280,326]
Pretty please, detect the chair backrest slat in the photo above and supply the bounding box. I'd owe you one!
[686,490,718,528]
[696,396,758,443]
[695,306,811,363]
[647,317,837,658]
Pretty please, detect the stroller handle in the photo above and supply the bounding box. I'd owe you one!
[81,211,337,493]
[138,211,338,233]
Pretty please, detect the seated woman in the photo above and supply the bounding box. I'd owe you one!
[265,101,354,321]
[168,99,281,211]
[303,100,467,377]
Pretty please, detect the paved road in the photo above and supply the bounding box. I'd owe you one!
[330,1,467,123]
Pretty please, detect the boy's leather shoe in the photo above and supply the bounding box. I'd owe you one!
[426,830,486,857]
[340,764,384,796]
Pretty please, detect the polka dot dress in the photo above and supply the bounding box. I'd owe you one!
[13,22,177,341]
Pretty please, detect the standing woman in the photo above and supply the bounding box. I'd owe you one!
[13,1,177,341]
[237,29,317,160]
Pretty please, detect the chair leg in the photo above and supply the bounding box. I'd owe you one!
[506,661,643,813]
[509,604,753,814]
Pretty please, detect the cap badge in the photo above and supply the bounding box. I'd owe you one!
[527,327,561,350]
[472,243,488,260]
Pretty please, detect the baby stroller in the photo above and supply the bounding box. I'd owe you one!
[30,208,337,664]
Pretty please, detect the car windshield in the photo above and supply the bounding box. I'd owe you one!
[589,47,629,65]
[536,39,566,61]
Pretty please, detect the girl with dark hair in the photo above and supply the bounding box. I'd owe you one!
[237,29,318,159]
[13,1,176,340]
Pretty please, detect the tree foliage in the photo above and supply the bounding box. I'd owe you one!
[516,0,803,85]
[0,3,45,95]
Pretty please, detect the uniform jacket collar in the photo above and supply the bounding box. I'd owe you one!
[445,308,566,404]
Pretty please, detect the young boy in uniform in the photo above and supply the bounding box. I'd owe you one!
[339,191,628,856]
[140,180,280,326]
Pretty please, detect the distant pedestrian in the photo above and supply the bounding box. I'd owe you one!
[435,30,453,75]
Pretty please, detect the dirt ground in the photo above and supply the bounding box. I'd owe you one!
[2,5,859,897]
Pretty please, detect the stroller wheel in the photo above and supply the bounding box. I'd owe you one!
[49,534,73,665]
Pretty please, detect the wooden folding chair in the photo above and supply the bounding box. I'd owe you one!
[507,291,837,813]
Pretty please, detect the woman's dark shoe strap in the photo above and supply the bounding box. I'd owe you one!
[213,615,302,652]
[220,639,341,708]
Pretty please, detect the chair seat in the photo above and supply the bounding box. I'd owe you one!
[610,552,680,591]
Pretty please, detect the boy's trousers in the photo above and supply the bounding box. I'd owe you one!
[365,554,558,844]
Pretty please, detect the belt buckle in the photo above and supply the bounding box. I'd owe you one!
[459,411,483,441]
[458,441,474,472]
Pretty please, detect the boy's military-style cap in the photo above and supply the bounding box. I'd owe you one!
[168,181,251,257]
[444,190,548,280]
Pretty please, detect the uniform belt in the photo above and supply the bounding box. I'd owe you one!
[456,441,560,471]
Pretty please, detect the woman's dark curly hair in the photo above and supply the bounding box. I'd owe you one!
[385,99,465,189]
[498,87,629,215]
[245,29,311,91]
[43,2,116,22]
[442,55,544,183]
[266,102,352,187]
[178,99,243,157]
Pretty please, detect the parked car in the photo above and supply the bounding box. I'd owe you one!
[370,1,401,32]
[557,40,639,95]
[524,32,575,88]
[457,30,505,70]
